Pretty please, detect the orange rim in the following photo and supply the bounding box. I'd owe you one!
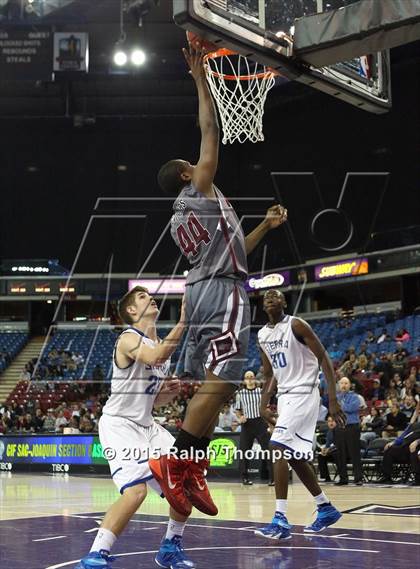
[203,48,279,81]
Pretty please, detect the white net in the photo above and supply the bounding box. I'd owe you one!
[204,51,276,144]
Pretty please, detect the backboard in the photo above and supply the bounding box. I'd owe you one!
[174,0,391,113]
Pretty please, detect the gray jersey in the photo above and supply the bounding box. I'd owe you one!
[170,183,248,285]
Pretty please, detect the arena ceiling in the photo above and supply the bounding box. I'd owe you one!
[0,1,419,273]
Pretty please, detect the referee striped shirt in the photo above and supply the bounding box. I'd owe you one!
[235,387,262,419]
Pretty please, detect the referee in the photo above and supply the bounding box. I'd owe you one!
[236,370,273,485]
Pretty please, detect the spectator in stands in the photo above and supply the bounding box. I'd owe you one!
[395,328,410,342]
[317,416,337,482]
[72,352,84,367]
[15,414,33,433]
[33,408,45,432]
[395,343,410,358]
[361,407,385,442]
[377,403,420,484]
[11,402,24,418]
[92,364,105,394]
[385,378,401,400]
[1,350,11,366]
[348,353,358,371]
[335,377,363,486]
[68,416,80,433]
[0,405,11,431]
[231,419,241,433]
[392,371,403,389]
[218,403,238,431]
[409,365,419,381]
[377,328,391,344]
[365,330,376,344]
[401,395,417,419]
[55,410,68,433]
[79,416,94,433]
[375,354,395,388]
[92,364,105,383]
[255,365,264,383]
[382,403,408,438]
[370,378,385,402]
[338,360,352,379]
[61,402,72,421]
[43,409,56,432]
[358,343,369,359]
[341,346,356,364]
[71,403,81,417]
[400,375,418,400]
[356,354,369,373]
[24,412,36,432]
[20,364,31,381]
[0,413,7,434]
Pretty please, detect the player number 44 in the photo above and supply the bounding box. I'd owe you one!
[176,212,211,257]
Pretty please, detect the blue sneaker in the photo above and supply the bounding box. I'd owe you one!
[254,512,292,540]
[304,503,342,532]
[155,536,196,569]
[74,551,116,568]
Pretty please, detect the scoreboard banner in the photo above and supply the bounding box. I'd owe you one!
[0,433,243,475]
[314,258,369,281]
[0,27,53,80]
[0,435,107,465]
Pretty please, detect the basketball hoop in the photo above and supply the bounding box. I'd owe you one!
[203,49,278,145]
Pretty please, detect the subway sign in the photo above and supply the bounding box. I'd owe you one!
[315,258,369,281]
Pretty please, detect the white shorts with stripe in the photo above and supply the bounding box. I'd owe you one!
[183,278,250,384]
[99,414,175,495]
[270,388,319,461]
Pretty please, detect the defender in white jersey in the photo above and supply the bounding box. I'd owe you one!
[255,290,346,539]
[75,286,197,569]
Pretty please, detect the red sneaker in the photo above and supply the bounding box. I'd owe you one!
[184,458,218,516]
[149,454,192,517]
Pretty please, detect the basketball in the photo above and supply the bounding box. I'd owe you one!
[186,31,217,53]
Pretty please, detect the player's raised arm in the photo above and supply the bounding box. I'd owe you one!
[245,204,288,255]
[259,348,277,426]
[183,45,219,198]
[291,318,346,427]
[119,298,186,367]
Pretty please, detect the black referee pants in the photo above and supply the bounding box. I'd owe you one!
[335,423,363,483]
[239,417,272,480]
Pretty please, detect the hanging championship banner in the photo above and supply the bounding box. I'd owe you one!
[53,32,89,72]
[0,27,53,80]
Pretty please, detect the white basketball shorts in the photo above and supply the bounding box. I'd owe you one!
[270,388,320,461]
[99,413,175,494]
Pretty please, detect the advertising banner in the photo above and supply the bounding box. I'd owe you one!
[314,258,368,281]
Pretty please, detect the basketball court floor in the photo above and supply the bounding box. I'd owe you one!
[1,473,419,568]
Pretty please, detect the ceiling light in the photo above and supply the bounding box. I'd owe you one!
[131,49,146,65]
[113,50,128,66]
